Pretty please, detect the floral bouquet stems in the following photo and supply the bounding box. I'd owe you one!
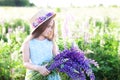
[25,62,58,80]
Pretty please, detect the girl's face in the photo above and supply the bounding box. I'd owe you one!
[41,20,54,38]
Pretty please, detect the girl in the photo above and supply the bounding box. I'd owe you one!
[21,10,61,80]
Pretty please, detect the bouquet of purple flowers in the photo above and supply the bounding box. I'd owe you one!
[47,44,99,80]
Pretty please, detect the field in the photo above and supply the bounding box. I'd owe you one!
[0,7,120,21]
[0,7,120,80]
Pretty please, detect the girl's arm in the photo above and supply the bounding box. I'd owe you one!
[21,37,50,76]
[52,40,59,56]
[21,40,39,71]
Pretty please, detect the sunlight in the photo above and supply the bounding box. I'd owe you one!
[29,0,120,7]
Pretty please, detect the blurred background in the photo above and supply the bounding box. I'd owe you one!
[0,0,120,80]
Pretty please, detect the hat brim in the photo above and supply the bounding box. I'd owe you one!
[31,13,56,34]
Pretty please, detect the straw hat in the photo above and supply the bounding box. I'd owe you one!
[30,9,56,34]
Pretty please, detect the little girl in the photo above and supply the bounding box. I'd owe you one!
[21,10,61,80]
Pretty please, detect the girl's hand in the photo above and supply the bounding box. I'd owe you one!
[37,64,50,76]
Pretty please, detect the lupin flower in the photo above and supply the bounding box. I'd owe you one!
[47,43,99,80]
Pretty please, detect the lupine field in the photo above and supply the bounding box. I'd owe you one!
[0,7,120,80]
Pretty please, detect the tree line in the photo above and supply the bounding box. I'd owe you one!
[0,0,34,6]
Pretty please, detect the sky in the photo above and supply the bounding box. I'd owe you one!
[29,0,120,7]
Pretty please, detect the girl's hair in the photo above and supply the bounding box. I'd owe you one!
[31,18,55,41]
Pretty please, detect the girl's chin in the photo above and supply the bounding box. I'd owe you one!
[44,35,52,40]
[44,35,49,38]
